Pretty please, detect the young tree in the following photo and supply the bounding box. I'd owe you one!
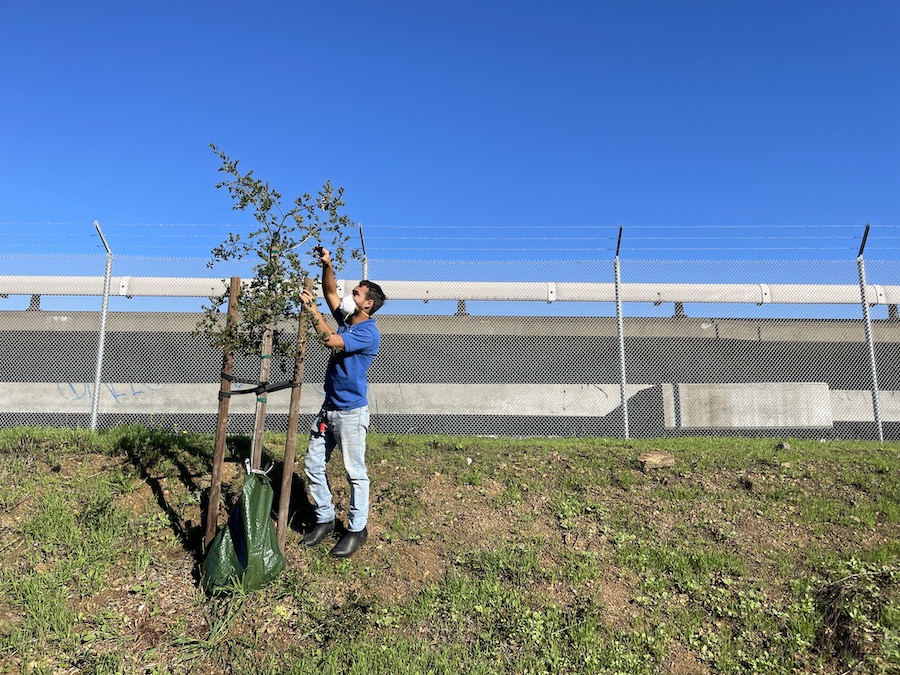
[197,144,357,358]
[199,146,360,546]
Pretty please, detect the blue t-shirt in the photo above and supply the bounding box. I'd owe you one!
[323,312,380,410]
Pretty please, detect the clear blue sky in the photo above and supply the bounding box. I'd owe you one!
[1,1,898,263]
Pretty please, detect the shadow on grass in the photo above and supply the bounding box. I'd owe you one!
[109,425,344,593]
[113,427,239,558]
[114,426,318,569]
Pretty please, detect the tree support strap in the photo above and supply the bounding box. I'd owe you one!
[218,374,300,400]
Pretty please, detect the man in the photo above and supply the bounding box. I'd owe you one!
[300,247,385,558]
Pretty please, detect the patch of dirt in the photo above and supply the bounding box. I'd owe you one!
[356,471,516,602]
[660,641,710,675]
[364,539,447,602]
[115,481,156,516]
[594,569,639,625]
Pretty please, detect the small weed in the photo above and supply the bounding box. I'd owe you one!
[813,557,900,671]
[456,543,541,585]
[458,466,486,486]
[652,482,702,501]
[552,492,598,529]
[612,467,640,490]
[171,596,249,669]
[495,482,524,506]
[557,549,603,583]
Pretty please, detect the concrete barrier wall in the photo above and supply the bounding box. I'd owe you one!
[1,311,898,439]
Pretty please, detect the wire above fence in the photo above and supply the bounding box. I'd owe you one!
[2,222,898,260]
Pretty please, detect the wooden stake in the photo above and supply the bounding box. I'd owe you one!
[205,276,241,550]
[277,277,315,549]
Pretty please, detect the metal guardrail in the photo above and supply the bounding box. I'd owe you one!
[2,275,899,305]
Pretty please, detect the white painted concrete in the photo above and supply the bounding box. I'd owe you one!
[661,383,834,429]
[1,381,893,427]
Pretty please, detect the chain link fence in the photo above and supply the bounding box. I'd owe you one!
[1,253,897,440]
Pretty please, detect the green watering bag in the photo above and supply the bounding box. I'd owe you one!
[204,461,286,593]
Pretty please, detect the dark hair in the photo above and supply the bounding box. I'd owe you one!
[360,280,386,314]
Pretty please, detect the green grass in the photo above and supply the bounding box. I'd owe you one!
[0,427,898,673]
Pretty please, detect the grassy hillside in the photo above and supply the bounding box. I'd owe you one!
[0,427,897,674]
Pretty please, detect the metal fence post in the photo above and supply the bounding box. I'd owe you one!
[614,225,629,439]
[359,222,369,280]
[856,224,883,443]
[90,221,113,431]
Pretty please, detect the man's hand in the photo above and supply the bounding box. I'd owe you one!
[300,289,319,314]
[315,246,333,267]
[315,246,340,312]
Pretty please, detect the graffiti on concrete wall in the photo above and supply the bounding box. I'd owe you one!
[57,382,166,404]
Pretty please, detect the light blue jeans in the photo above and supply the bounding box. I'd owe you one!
[304,406,370,533]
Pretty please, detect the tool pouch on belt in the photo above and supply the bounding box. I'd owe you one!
[312,407,328,437]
